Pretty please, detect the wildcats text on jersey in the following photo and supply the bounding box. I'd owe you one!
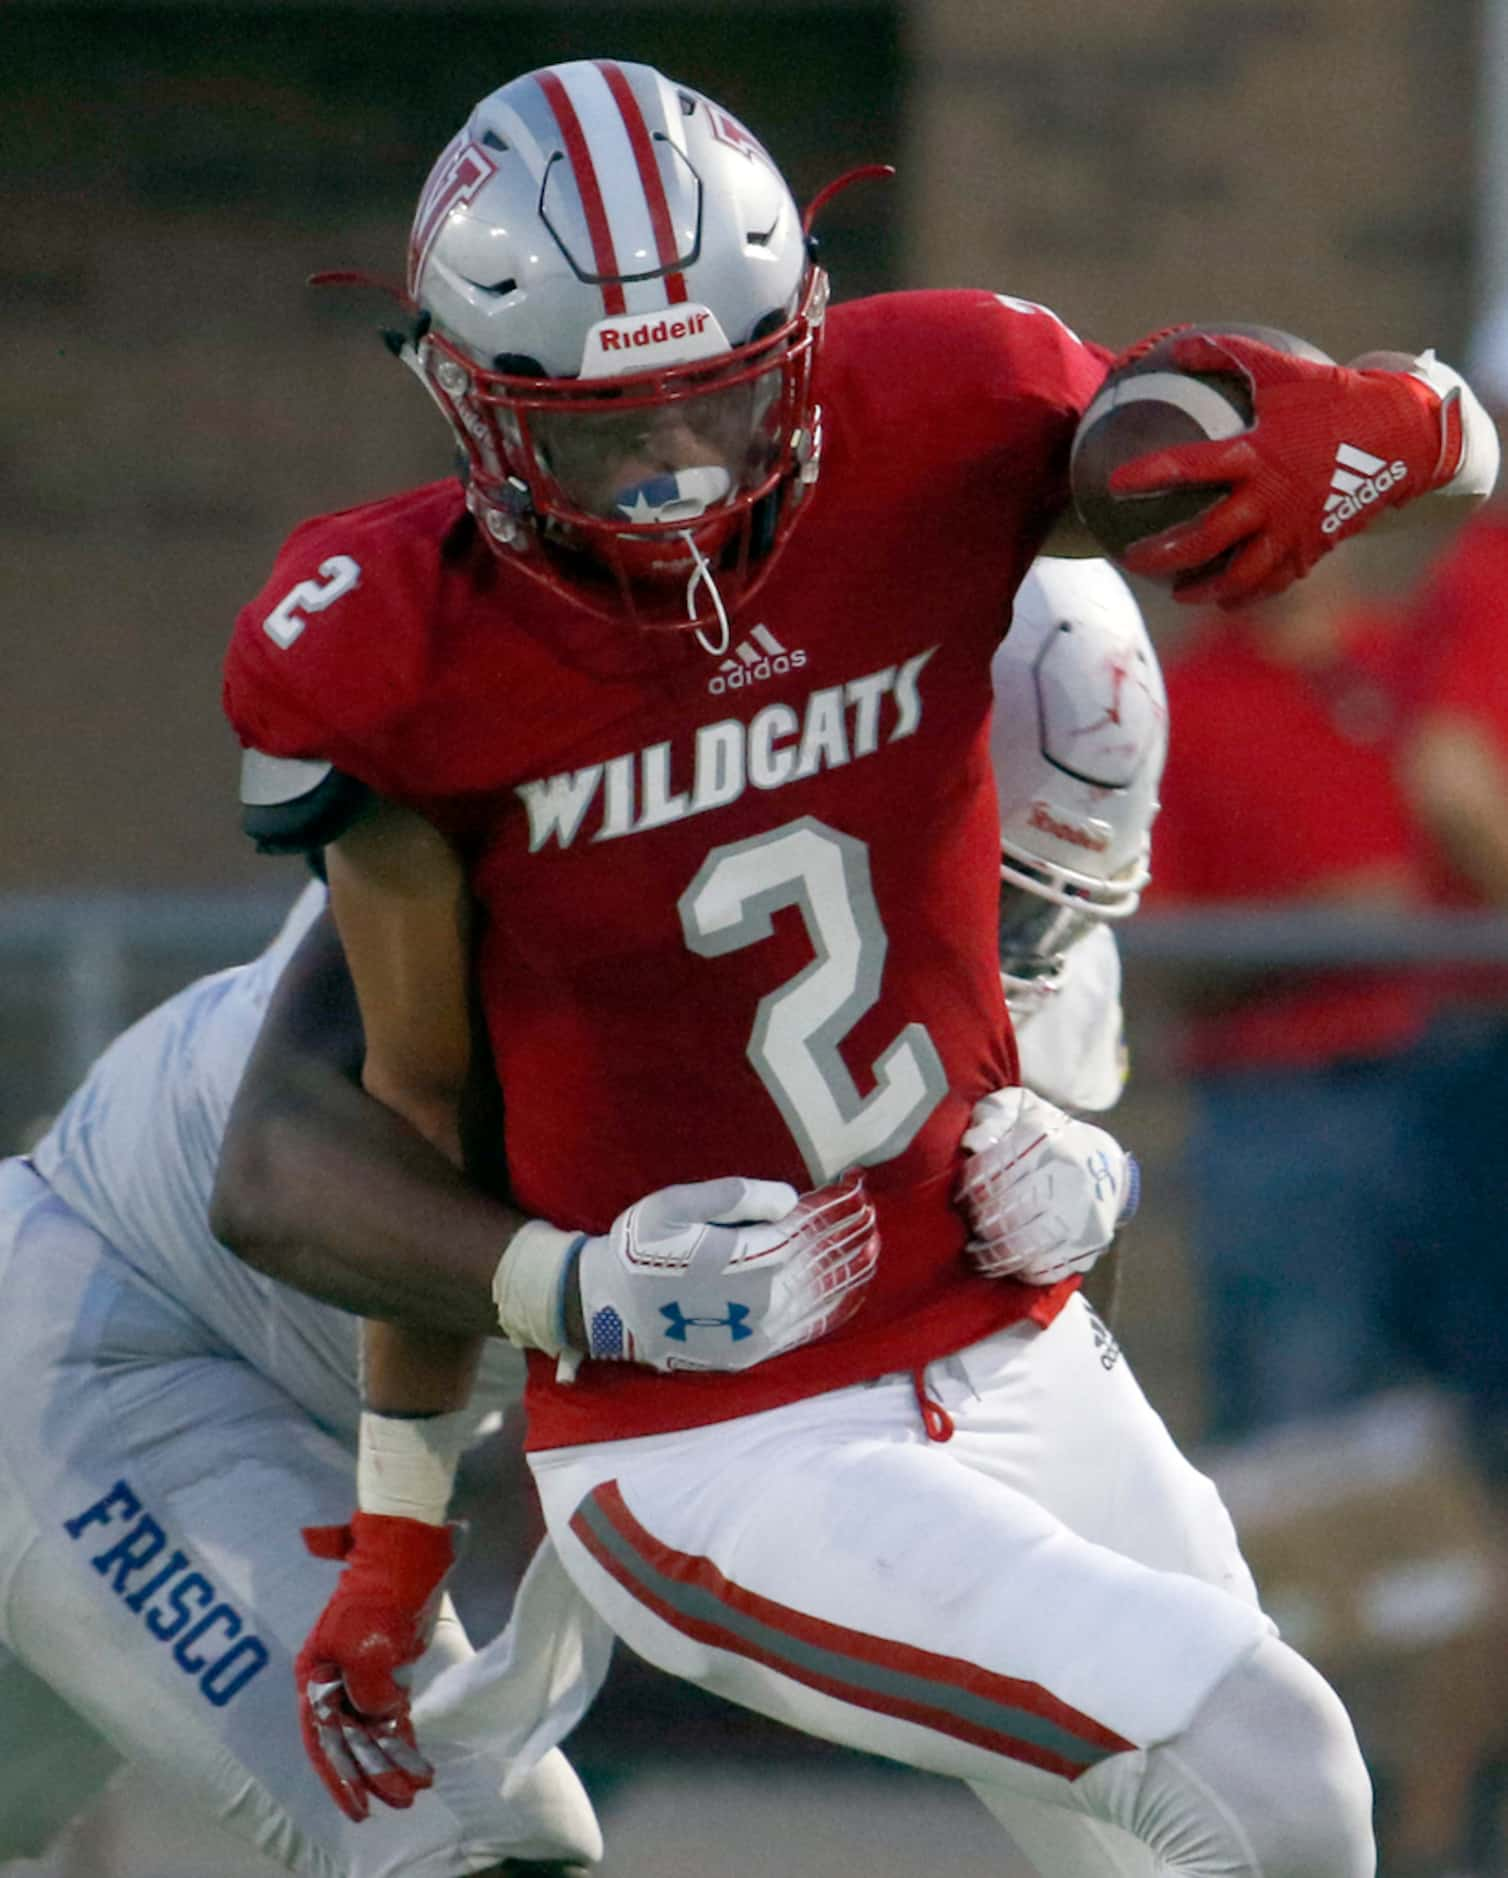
[517,647,938,852]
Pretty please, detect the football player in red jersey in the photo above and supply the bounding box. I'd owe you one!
[223,59,1498,1876]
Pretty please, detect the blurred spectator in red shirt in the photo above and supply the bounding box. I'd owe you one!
[1391,303,1508,1488]
[1399,302,1508,907]
[1146,555,1436,1441]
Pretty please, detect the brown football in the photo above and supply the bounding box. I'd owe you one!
[1070,324,1334,574]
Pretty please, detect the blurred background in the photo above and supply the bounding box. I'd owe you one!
[5,0,1508,1873]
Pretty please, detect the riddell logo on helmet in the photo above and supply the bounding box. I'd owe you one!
[600,312,712,353]
[1028,801,1109,852]
[581,305,730,378]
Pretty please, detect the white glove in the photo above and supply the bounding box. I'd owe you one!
[495,1174,879,1374]
[955,1088,1139,1284]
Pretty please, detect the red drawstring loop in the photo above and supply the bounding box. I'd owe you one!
[911,1367,955,1443]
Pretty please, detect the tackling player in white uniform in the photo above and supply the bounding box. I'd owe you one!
[0,558,1161,1877]
[0,883,608,1876]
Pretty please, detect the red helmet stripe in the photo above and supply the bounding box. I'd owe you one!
[595,60,689,305]
[535,69,627,316]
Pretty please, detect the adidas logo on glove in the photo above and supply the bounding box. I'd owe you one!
[1321,442,1408,534]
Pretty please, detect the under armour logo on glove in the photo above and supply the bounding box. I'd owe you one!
[956,1087,1137,1285]
[573,1172,880,1372]
[1085,1148,1123,1207]
[659,1299,754,1343]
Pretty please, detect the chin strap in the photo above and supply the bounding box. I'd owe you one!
[683,530,733,656]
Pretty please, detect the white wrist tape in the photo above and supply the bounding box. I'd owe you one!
[1410,350,1501,498]
[491,1219,580,1356]
[357,1409,471,1526]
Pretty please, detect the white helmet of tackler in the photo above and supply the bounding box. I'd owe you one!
[989,558,1168,1006]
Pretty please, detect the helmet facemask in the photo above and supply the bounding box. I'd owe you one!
[996,854,1145,1026]
[411,268,826,647]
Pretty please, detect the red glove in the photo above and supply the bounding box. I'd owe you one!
[1111,329,1464,606]
[295,1512,459,1821]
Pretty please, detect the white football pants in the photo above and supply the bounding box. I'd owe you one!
[0,1158,605,1876]
[530,1295,1375,1876]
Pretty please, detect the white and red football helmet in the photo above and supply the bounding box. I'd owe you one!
[399,59,827,642]
[989,558,1168,1016]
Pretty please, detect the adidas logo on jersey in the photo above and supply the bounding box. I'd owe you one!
[1321,443,1408,535]
[707,624,808,695]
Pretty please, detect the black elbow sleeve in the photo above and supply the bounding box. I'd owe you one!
[240,752,374,855]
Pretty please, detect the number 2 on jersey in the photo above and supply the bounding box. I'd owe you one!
[262,556,361,648]
[678,816,948,1184]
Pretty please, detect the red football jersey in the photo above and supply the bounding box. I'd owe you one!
[224,289,1111,1447]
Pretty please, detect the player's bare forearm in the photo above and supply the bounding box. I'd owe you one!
[363,1316,486,1415]
[211,908,529,1337]
[325,804,502,1420]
